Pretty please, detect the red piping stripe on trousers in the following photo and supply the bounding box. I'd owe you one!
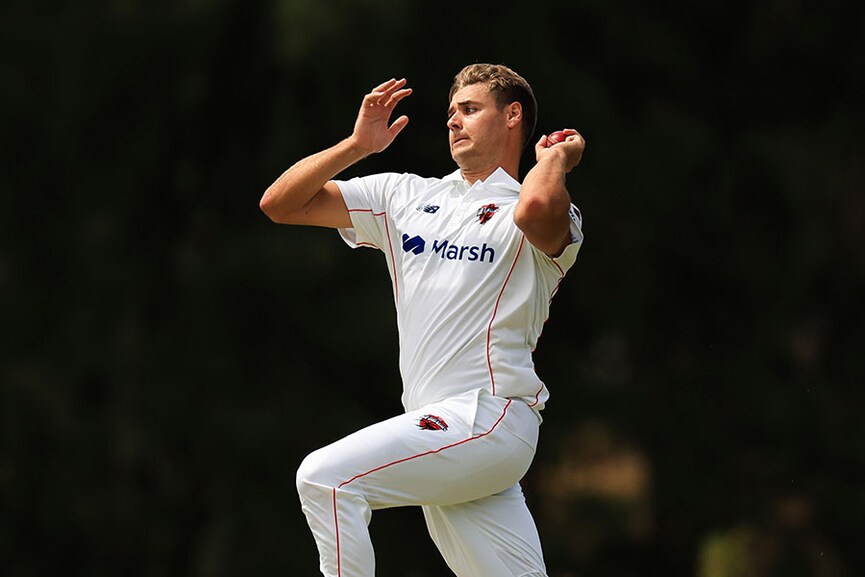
[330,399,514,576]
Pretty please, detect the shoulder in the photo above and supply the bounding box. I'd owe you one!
[336,171,444,194]
[343,171,433,183]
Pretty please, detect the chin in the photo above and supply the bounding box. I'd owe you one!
[451,147,474,165]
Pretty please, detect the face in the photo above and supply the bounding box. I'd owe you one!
[447,84,516,172]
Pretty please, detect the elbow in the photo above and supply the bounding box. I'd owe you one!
[259,190,292,224]
[259,194,270,215]
[513,196,542,228]
[259,194,279,222]
[514,193,572,256]
[514,194,568,229]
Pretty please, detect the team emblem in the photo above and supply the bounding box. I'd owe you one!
[476,203,499,224]
[417,414,449,431]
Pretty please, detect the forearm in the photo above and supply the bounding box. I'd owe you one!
[259,137,368,221]
[521,152,571,206]
[517,152,571,221]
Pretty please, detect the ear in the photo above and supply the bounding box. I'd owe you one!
[505,102,522,128]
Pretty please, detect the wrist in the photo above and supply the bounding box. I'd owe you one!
[538,148,570,173]
[342,135,374,161]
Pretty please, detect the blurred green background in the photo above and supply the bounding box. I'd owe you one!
[2,0,863,575]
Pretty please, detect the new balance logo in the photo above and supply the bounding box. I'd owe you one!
[400,233,495,263]
[416,203,440,213]
[402,234,425,254]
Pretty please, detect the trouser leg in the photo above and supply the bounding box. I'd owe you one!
[422,483,548,577]
[296,478,375,577]
[295,390,538,577]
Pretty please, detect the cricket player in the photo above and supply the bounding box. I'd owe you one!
[260,63,585,577]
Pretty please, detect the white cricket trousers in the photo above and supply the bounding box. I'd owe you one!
[295,388,548,577]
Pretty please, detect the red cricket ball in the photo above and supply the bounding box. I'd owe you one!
[548,130,568,145]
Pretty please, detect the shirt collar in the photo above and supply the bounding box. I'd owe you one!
[442,167,521,194]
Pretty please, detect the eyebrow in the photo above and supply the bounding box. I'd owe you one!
[447,99,482,116]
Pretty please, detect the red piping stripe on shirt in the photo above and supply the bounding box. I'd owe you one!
[527,383,546,408]
[548,257,565,302]
[332,488,341,576]
[527,254,568,405]
[348,209,398,303]
[486,235,525,396]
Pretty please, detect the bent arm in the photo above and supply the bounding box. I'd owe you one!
[514,130,585,257]
[259,139,365,228]
[515,152,572,256]
[259,78,412,229]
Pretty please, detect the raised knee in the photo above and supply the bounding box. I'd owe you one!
[295,448,335,497]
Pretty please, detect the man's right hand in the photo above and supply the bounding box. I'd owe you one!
[350,78,413,155]
[260,78,411,229]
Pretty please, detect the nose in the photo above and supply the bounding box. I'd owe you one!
[447,111,460,131]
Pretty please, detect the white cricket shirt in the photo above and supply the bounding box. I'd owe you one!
[335,167,583,413]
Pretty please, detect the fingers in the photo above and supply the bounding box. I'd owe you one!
[371,77,401,92]
[388,85,413,107]
[365,78,412,108]
[535,129,586,170]
[564,130,583,146]
[389,114,410,137]
[553,130,585,146]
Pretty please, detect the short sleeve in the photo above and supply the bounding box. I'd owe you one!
[538,203,584,272]
[333,173,400,250]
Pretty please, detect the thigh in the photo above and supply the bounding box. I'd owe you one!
[423,483,547,577]
[297,390,536,509]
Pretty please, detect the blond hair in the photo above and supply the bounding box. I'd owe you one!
[449,63,537,148]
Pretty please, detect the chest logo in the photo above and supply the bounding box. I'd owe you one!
[416,203,440,214]
[400,232,496,263]
[476,203,499,224]
[402,234,426,255]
